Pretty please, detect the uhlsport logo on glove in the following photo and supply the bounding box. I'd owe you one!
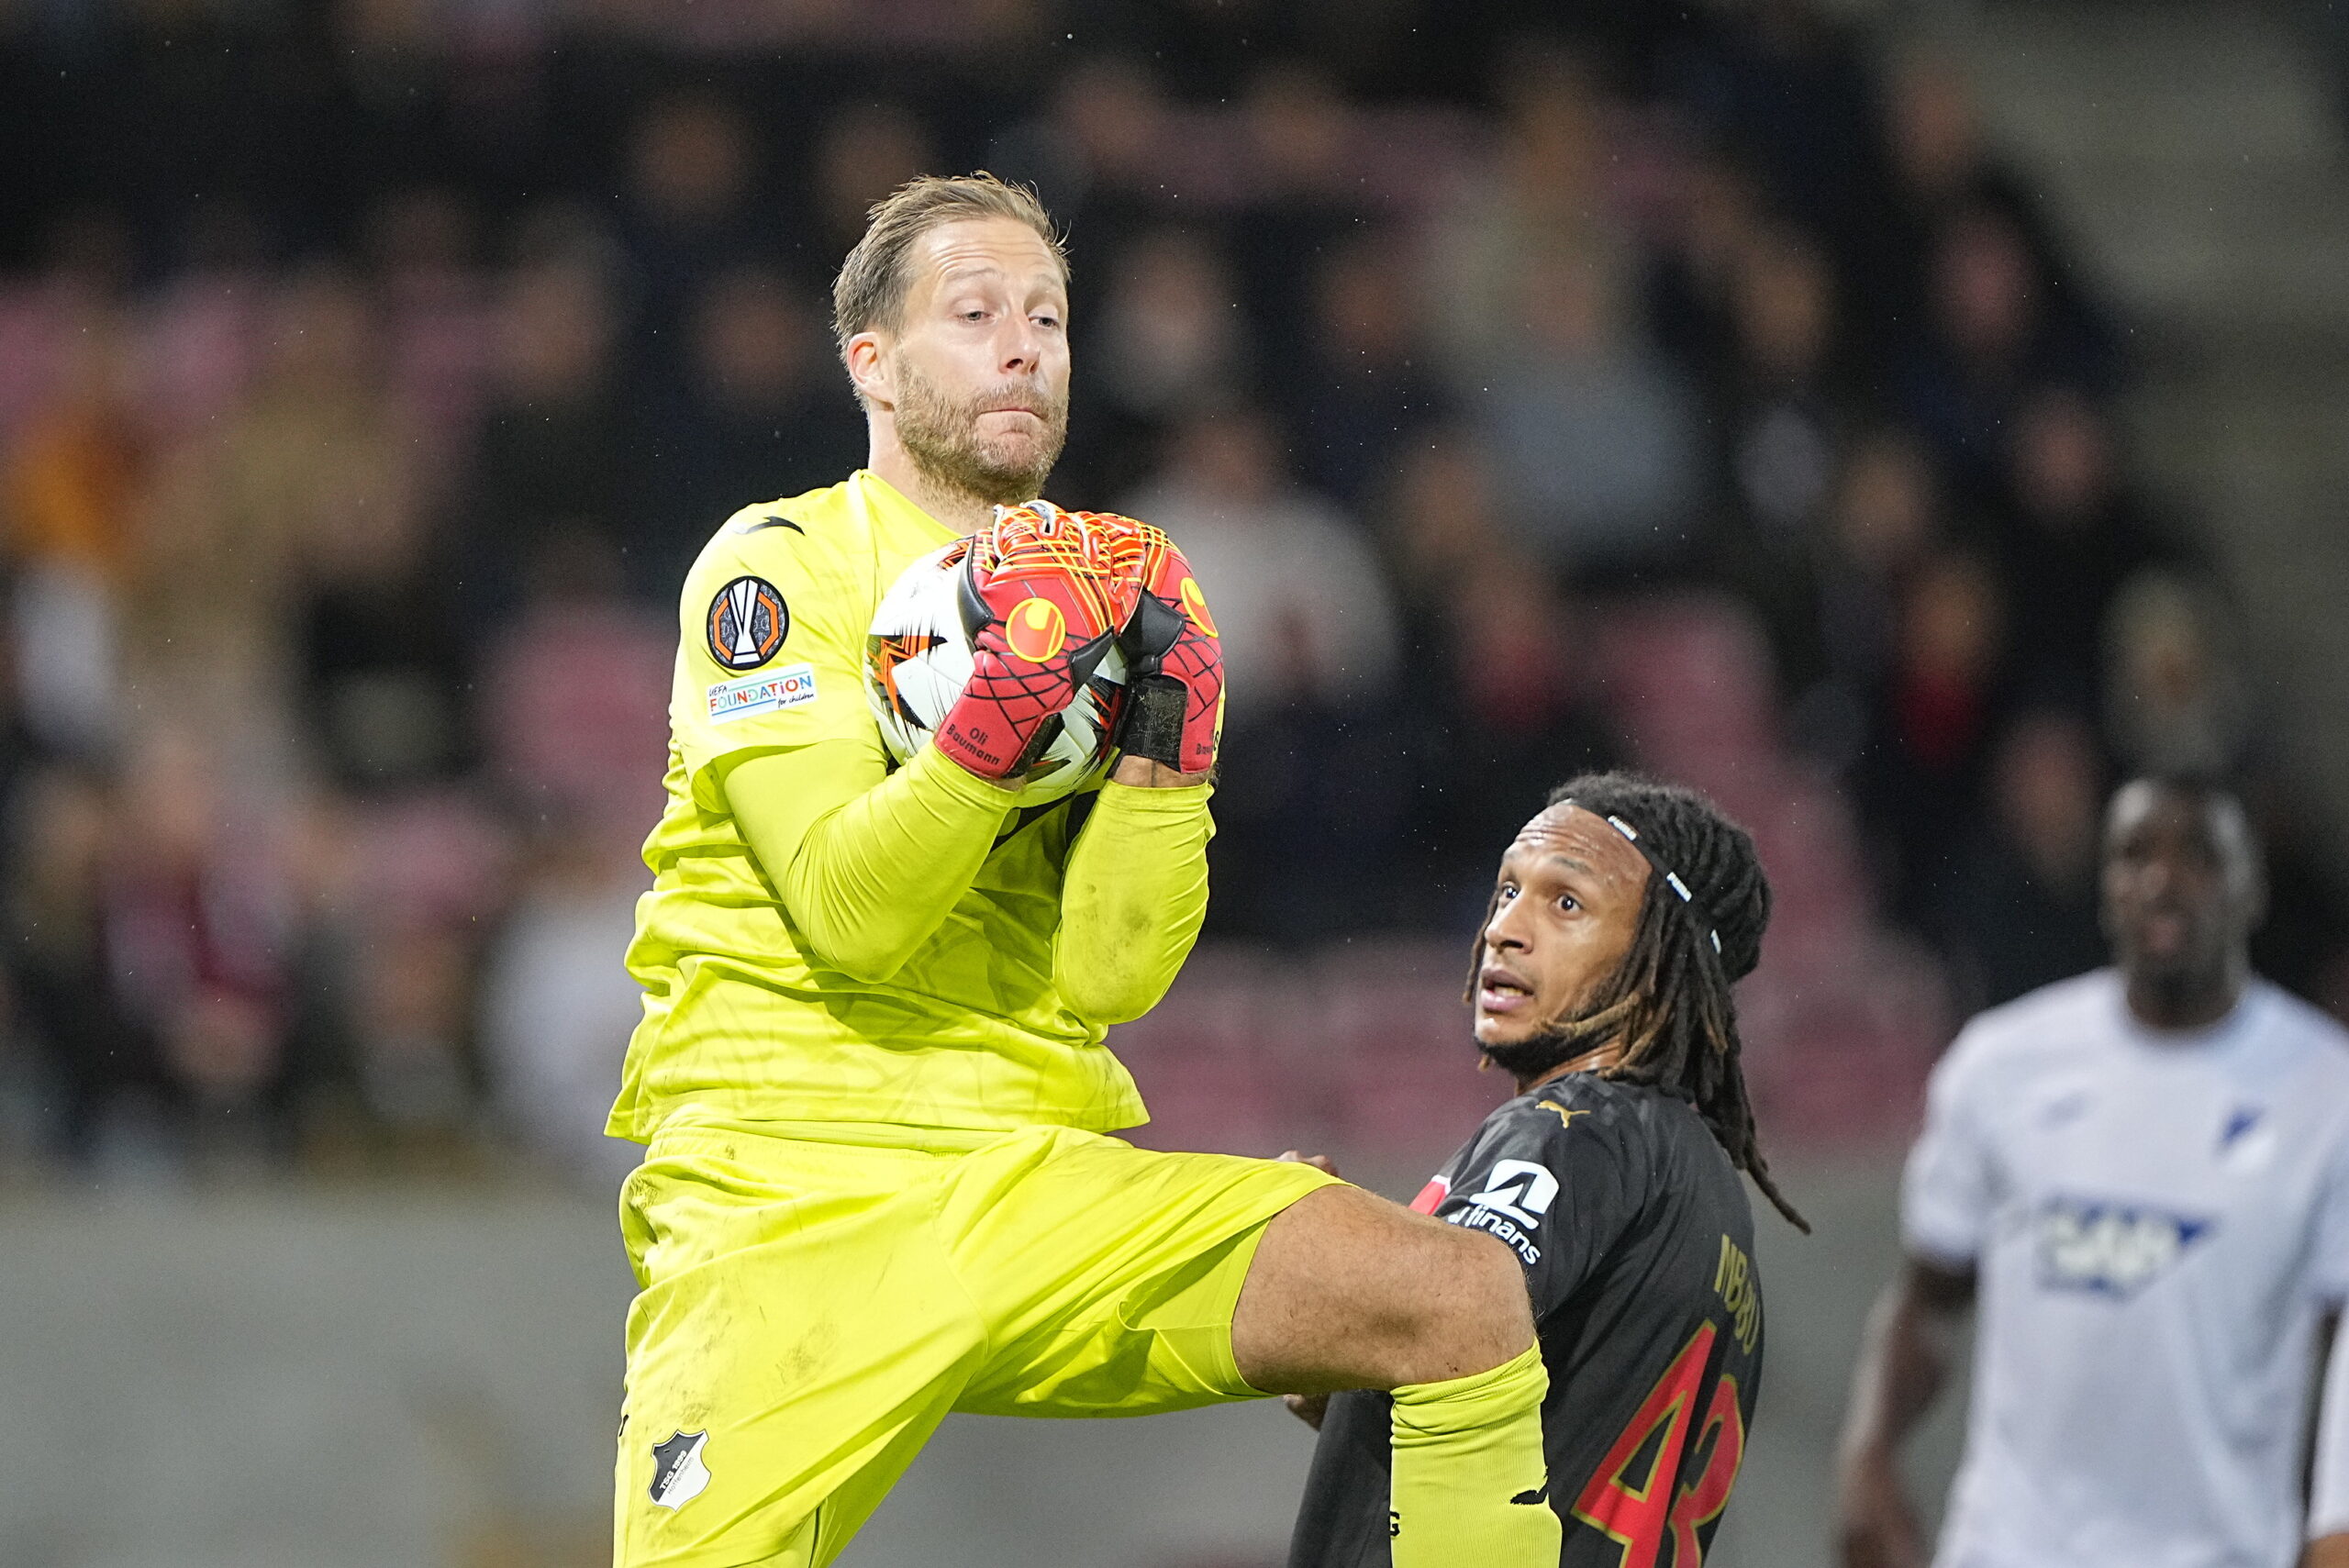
[1178,576,1218,637]
[1005,597,1068,662]
[862,538,1129,801]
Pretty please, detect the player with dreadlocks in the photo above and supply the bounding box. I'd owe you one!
[1288,773,1806,1567]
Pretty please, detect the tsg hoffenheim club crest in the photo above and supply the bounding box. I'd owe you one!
[649,1429,713,1510]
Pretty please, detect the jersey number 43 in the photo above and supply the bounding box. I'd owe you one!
[1570,1323,1746,1568]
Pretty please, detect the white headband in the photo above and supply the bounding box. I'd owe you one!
[1560,799,1724,956]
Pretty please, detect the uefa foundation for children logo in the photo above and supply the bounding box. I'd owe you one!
[707,664,819,726]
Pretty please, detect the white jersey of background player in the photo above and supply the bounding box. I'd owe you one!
[1838,778,2349,1568]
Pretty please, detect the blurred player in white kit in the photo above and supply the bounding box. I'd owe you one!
[1838,774,2349,1568]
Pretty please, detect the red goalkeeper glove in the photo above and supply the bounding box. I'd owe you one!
[1091,515,1224,775]
[933,502,1130,783]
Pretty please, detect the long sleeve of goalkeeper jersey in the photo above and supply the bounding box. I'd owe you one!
[722,740,1014,984]
[1053,779,1213,1026]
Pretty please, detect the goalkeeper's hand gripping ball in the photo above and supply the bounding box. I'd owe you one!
[930,502,1131,784]
[1088,514,1224,776]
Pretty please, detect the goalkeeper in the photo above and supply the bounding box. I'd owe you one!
[612,173,1555,1568]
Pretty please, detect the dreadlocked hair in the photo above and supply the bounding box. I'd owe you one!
[1464,772,1809,1232]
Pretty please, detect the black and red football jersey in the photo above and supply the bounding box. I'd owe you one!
[1289,1072,1765,1568]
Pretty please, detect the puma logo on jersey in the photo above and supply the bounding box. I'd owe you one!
[2034,1196,2214,1298]
[1544,1105,1588,1131]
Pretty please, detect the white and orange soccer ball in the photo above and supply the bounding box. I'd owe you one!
[863,536,1130,802]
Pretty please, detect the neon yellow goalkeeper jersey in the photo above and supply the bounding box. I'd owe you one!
[610,471,1205,1143]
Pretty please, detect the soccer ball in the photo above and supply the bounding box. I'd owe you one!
[864,538,1129,802]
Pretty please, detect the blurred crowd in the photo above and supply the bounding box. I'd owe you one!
[3,0,2345,1184]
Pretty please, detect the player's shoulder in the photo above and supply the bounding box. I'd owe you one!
[1943,968,2124,1079]
[1473,1075,1733,1226]
[2246,976,2349,1050]
[1481,1071,1675,1160]
[707,482,858,559]
[2245,977,2349,1078]
[1525,1069,1642,1122]
[679,482,864,606]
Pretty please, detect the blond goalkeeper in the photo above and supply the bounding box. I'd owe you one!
[611,173,1555,1568]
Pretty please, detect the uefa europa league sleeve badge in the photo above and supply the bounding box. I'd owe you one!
[707,576,789,671]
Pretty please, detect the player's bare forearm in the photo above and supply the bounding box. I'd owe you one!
[1841,1259,1974,1455]
[1111,754,1210,788]
[1837,1259,1974,1568]
[2308,1534,2349,1568]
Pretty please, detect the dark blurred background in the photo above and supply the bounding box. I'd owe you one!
[4,0,2348,1563]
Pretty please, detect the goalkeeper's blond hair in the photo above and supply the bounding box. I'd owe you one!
[832,172,1068,360]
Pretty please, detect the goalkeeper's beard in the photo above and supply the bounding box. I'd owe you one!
[891,356,1069,509]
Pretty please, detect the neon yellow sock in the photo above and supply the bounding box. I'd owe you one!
[1389,1342,1560,1567]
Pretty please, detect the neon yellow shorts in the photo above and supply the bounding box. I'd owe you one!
[613,1115,1342,1567]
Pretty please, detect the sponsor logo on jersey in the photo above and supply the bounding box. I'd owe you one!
[1448,1159,1559,1267]
[649,1429,712,1510]
[1467,1159,1558,1229]
[707,664,818,725]
[707,575,789,670]
[1455,1205,1543,1267]
[2033,1195,2214,1298]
